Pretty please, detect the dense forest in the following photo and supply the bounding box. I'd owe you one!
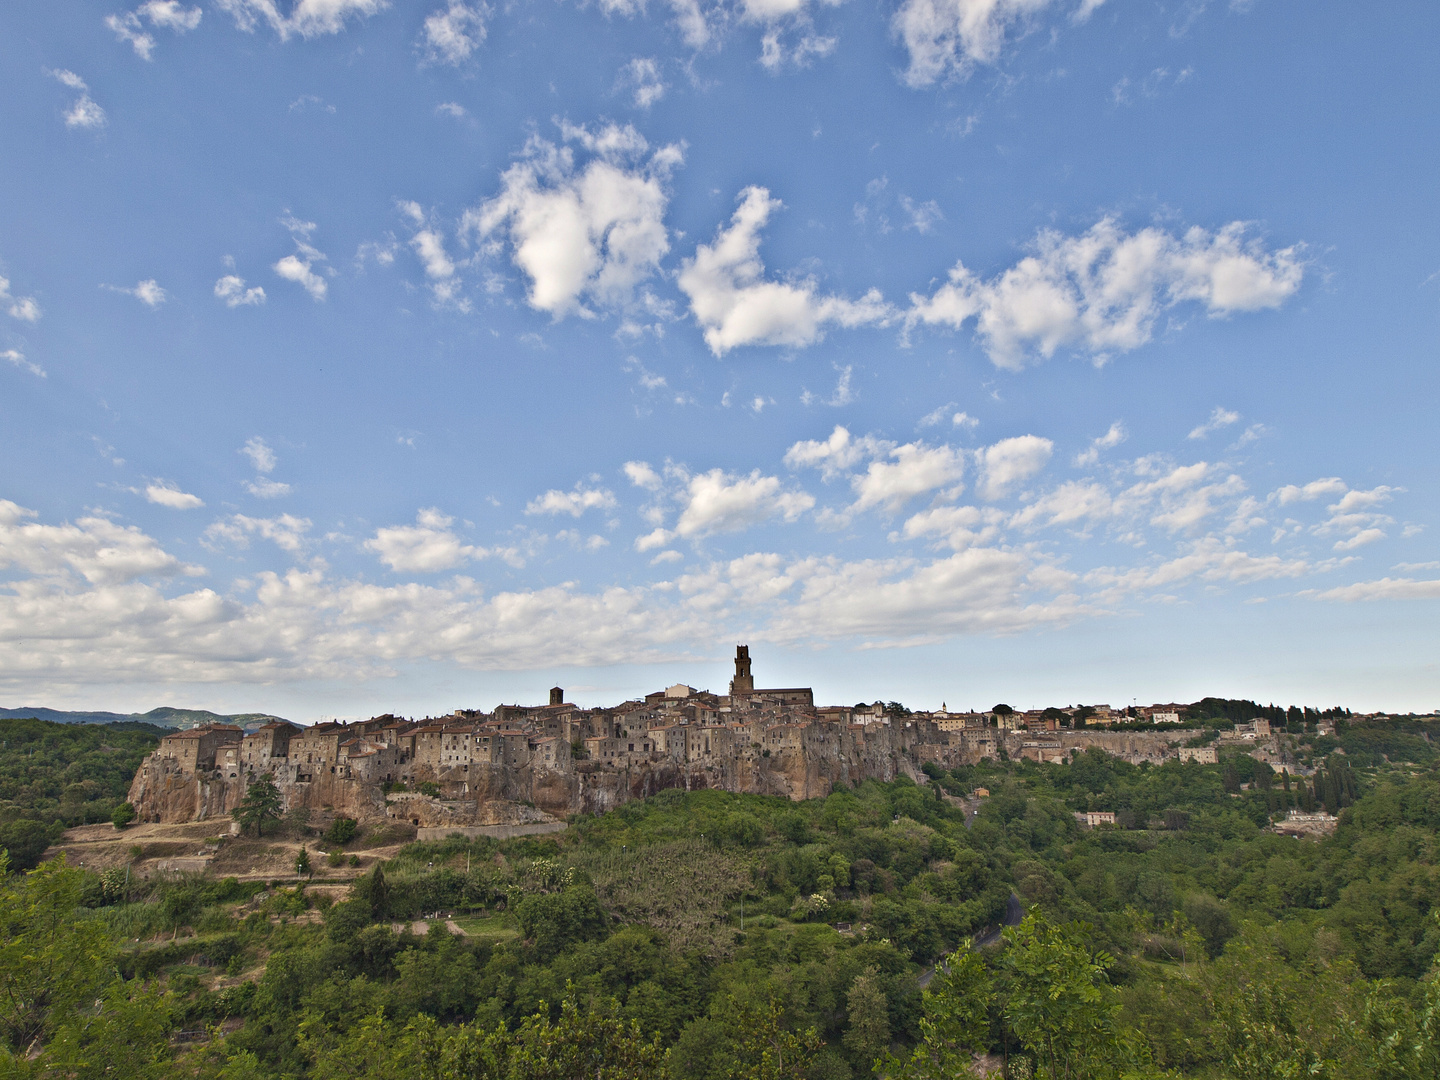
[0,718,163,871]
[1,717,1437,1079]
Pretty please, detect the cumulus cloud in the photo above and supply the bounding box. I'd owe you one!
[204,512,311,553]
[1074,421,1126,466]
[1085,536,1311,598]
[1188,406,1240,440]
[48,69,107,129]
[106,2,203,60]
[465,122,683,318]
[645,468,816,541]
[525,485,618,517]
[418,1,487,65]
[1311,485,1398,551]
[241,437,279,474]
[246,479,293,498]
[364,508,484,571]
[273,217,331,301]
[1274,477,1347,505]
[2,349,45,378]
[396,201,468,310]
[215,274,266,307]
[144,482,204,509]
[907,217,1303,369]
[678,545,1080,642]
[784,425,887,480]
[0,272,41,323]
[679,186,890,354]
[103,279,168,307]
[851,442,966,514]
[893,0,1104,88]
[623,461,664,490]
[0,500,199,585]
[618,57,667,108]
[216,0,389,40]
[976,434,1053,500]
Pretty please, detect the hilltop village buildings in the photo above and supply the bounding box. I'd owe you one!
[126,648,1256,828]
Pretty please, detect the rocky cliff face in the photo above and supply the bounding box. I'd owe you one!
[126,717,948,827]
[127,719,1195,828]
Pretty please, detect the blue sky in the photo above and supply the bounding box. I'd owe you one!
[1,0,1436,720]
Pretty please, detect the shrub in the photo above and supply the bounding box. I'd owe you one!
[324,816,358,846]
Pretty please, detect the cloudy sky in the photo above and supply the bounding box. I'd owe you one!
[1,1,1436,720]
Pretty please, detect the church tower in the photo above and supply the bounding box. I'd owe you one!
[729,645,754,696]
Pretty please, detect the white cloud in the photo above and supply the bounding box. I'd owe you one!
[976,434,1053,499]
[103,279,168,307]
[892,0,1104,89]
[800,365,856,407]
[216,0,389,41]
[0,272,41,323]
[1308,577,1440,603]
[107,3,203,59]
[1188,406,1240,440]
[144,482,204,510]
[623,461,663,490]
[525,485,618,517]
[1274,477,1346,505]
[246,478,293,499]
[2,349,45,378]
[465,122,683,318]
[907,218,1303,369]
[215,274,266,307]
[1074,420,1126,466]
[106,15,157,59]
[48,70,106,129]
[364,508,482,571]
[272,215,330,300]
[672,468,815,537]
[901,196,944,234]
[1085,536,1310,597]
[205,512,311,553]
[419,2,487,65]
[435,102,468,119]
[678,186,891,355]
[784,425,888,480]
[241,437,279,474]
[618,58,667,108]
[1008,479,1113,530]
[0,500,198,585]
[679,545,1080,642]
[851,442,966,514]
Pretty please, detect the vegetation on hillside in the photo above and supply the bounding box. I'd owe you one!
[0,718,164,870]
[0,715,1436,1078]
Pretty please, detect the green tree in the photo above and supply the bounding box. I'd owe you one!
[110,801,136,829]
[0,855,115,1052]
[882,947,991,1080]
[324,816,358,846]
[728,996,822,1080]
[1000,911,1137,1080]
[296,847,312,878]
[842,966,890,1069]
[231,773,283,838]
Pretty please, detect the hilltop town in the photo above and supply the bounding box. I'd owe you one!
[127,647,1279,834]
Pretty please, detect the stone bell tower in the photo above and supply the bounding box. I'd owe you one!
[729,645,754,696]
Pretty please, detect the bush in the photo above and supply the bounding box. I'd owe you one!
[110,802,136,829]
[324,816,358,846]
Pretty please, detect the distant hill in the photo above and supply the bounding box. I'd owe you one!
[0,705,290,729]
